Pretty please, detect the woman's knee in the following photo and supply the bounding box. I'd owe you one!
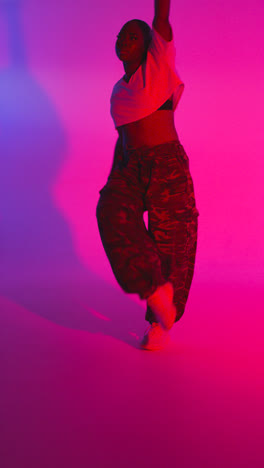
[96,191,127,227]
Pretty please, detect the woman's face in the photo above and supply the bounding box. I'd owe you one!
[115,21,146,63]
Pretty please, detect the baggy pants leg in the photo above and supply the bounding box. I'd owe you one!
[96,140,199,324]
[96,167,166,300]
[144,142,199,323]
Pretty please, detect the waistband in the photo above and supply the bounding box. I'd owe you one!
[124,139,182,158]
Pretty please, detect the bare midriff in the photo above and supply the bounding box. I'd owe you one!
[117,109,179,151]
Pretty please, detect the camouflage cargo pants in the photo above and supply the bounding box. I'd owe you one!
[96,140,199,324]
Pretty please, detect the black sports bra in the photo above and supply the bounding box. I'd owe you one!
[157,95,173,110]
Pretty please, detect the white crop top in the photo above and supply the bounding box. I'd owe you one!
[110,25,184,129]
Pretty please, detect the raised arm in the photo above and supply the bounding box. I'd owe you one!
[153,0,173,41]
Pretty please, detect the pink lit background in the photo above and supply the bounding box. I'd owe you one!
[1,1,263,467]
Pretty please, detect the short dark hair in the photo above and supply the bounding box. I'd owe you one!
[133,19,153,50]
[122,19,153,51]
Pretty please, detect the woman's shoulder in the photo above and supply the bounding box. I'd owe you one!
[148,24,176,65]
[152,20,173,42]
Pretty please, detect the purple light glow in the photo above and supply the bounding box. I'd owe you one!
[0,1,263,467]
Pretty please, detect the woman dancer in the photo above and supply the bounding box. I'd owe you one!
[96,0,199,350]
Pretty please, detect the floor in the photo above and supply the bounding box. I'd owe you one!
[1,268,263,468]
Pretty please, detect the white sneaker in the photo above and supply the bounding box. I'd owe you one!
[140,322,170,351]
[146,282,177,330]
